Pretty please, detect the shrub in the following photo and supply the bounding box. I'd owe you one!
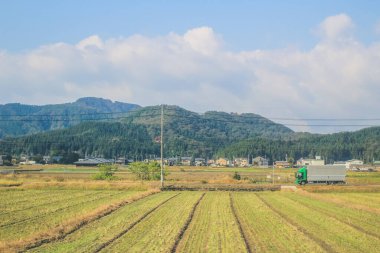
[233,171,241,180]
[92,164,118,180]
[128,162,168,181]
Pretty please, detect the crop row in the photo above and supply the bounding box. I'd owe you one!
[257,192,380,252]
[320,192,380,210]
[0,190,95,215]
[3,190,379,252]
[0,189,142,243]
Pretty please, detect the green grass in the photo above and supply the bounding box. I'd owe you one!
[2,188,380,252]
[176,192,247,253]
[284,192,379,238]
[260,192,380,253]
[28,192,178,253]
[231,192,324,252]
[322,192,380,209]
[0,189,142,242]
[103,191,203,252]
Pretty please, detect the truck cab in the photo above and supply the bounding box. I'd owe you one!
[295,167,307,185]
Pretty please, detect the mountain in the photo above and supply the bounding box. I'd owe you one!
[1,100,378,163]
[0,105,293,159]
[217,127,380,163]
[0,97,140,138]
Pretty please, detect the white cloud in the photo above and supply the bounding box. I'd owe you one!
[76,35,104,50]
[0,17,379,133]
[183,27,221,55]
[317,13,354,42]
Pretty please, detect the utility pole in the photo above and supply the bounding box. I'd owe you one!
[160,104,164,188]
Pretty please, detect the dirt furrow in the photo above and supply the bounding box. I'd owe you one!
[255,193,337,253]
[229,193,253,253]
[93,193,181,253]
[170,192,206,253]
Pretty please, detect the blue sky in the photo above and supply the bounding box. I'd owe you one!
[0,1,380,133]
[1,0,379,52]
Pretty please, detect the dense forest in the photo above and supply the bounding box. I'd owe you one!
[217,127,380,163]
[0,97,140,138]
[0,103,379,163]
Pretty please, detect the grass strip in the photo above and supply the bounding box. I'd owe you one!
[93,193,180,252]
[255,193,337,253]
[229,193,253,253]
[1,190,158,253]
[0,191,120,228]
[175,192,247,253]
[285,193,380,239]
[258,192,380,252]
[298,190,380,214]
[170,192,205,253]
[0,191,95,215]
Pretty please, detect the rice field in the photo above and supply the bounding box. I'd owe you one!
[1,188,379,252]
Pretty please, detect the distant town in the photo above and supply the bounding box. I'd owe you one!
[1,154,378,172]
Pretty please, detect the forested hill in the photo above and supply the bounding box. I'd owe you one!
[0,105,293,159]
[217,126,380,163]
[1,103,378,162]
[0,97,140,138]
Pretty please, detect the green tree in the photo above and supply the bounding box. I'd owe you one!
[128,161,166,181]
[92,164,118,180]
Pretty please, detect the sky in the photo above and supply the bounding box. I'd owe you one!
[0,0,380,133]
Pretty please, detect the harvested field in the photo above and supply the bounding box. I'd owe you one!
[1,186,379,252]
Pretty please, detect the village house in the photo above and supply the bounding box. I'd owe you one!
[345,159,364,169]
[165,157,178,166]
[252,156,269,168]
[194,158,206,166]
[43,156,51,164]
[297,156,325,166]
[274,161,290,168]
[74,158,114,167]
[180,157,192,166]
[216,158,230,167]
[234,157,249,167]
[207,159,215,166]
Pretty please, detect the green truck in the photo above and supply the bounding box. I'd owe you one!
[295,165,346,185]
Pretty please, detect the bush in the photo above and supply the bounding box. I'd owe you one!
[233,171,241,180]
[92,164,118,180]
[128,161,168,181]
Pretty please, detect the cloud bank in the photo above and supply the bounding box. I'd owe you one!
[0,14,379,133]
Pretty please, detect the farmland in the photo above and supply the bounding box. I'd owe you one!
[1,183,379,252]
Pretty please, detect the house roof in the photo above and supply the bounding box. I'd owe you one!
[74,158,114,165]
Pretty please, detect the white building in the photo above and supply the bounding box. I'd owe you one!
[234,157,249,167]
[297,156,325,166]
[252,156,269,168]
[345,159,363,169]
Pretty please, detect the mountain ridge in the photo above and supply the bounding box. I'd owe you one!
[0,97,141,138]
